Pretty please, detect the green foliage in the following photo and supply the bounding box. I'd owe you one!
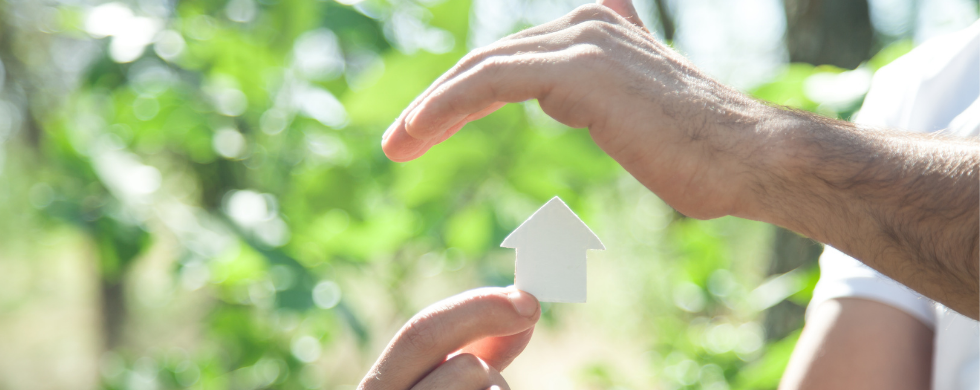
[751,39,913,121]
[732,330,801,390]
[868,40,914,71]
[0,1,917,389]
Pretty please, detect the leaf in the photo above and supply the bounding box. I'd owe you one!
[443,204,492,256]
[868,39,914,71]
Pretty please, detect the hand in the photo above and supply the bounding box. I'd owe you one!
[358,287,540,390]
[381,0,778,221]
[379,0,980,319]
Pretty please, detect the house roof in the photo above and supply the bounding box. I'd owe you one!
[500,196,604,250]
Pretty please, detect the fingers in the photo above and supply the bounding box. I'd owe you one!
[381,3,644,162]
[381,51,559,161]
[595,0,649,31]
[380,38,554,146]
[380,35,576,162]
[409,354,510,390]
[459,327,534,371]
[383,117,430,161]
[360,287,539,390]
[407,52,555,137]
[385,101,501,162]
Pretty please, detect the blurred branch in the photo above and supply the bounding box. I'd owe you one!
[762,227,822,341]
[653,0,675,41]
[0,8,39,149]
[783,0,873,69]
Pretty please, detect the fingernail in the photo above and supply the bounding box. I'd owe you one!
[507,288,537,318]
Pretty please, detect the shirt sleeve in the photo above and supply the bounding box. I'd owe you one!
[807,246,937,329]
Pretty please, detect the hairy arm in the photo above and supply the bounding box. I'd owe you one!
[380,0,980,318]
[755,110,980,318]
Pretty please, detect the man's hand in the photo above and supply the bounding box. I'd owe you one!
[358,287,540,390]
[380,0,979,318]
[381,0,774,221]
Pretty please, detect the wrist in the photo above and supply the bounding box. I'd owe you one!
[618,92,796,222]
[730,105,818,224]
[737,106,868,239]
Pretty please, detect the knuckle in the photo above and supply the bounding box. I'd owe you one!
[578,20,612,37]
[402,315,440,355]
[474,57,507,76]
[565,19,621,48]
[568,3,614,22]
[569,43,605,60]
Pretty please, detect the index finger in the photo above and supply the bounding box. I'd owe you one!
[359,287,540,390]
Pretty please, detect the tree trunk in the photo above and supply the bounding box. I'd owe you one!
[100,280,127,350]
[784,0,874,69]
[763,227,823,341]
[653,0,675,42]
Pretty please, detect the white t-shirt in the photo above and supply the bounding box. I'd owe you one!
[807,20,980,390]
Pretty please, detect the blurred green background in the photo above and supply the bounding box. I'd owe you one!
[0,0,976,389]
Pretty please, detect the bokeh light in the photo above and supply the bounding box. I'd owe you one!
[0,0,975,389]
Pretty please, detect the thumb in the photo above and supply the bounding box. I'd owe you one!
[459,327,535,371]
[457,288,538,371]
[596,0,648,31]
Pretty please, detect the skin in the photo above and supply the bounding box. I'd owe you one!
[779,298,934,390]
[358,287,539,390]
[381,0,979,318]
[363,0,979,388]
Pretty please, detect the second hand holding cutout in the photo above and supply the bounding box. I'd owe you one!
[501,196,605,303]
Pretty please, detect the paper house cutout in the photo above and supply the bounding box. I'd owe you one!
[501,196,604,303]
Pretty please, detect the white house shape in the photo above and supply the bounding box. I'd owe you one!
[501,196,604,303]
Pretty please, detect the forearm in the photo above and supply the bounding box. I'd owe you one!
[375,0,979,317]
[754,108,980,318]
